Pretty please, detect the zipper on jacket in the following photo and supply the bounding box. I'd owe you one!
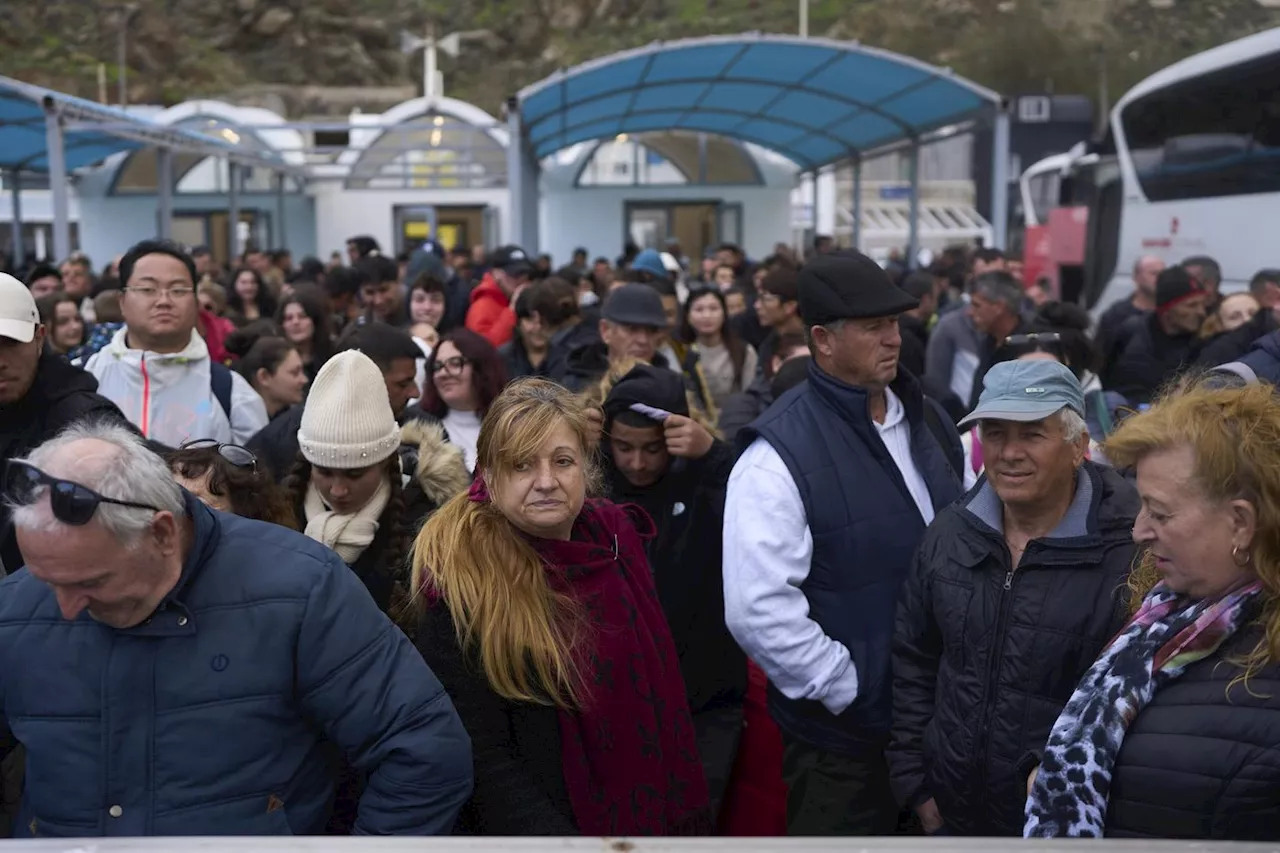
[139,353,151,438]
[974,547,1019,818]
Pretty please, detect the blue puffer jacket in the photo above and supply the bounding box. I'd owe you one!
[0,494,473,837]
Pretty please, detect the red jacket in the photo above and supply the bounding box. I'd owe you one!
[464,273,515,348]
[198,309,235,365]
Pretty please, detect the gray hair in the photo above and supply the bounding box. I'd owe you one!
[979,406,1088,444]
[11,421,185,545]
[803,318,847,349]
[972,271,1023,313]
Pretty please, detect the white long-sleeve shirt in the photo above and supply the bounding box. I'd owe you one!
[723,388,942,715]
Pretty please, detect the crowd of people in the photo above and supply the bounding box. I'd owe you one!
[0,231,1279,840]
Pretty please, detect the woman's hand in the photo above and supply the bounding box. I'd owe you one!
[585,406,604,449]
[915,797,944,834]
[1026,765,1040,797]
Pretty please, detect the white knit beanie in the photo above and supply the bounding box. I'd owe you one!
[298,350,402,468]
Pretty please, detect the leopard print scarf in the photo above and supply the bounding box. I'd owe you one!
[1024,578,1262,837]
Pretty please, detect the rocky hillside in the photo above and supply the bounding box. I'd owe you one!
[2,0,1276,116]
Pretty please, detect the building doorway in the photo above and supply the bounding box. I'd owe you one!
[625,200,743,261]
[394,205,489,255]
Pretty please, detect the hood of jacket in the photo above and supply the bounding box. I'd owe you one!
[400,418,472,508]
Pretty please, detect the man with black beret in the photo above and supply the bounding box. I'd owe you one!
[723,250,964,836]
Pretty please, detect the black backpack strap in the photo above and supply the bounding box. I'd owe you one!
[922,397,964,483]
[210,362,234,421]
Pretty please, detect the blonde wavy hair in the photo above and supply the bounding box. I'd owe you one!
[410,378,602,708]
[1104,383,1280,683]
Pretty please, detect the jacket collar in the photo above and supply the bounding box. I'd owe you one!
[953,460,1136,569]
[806,359,925,432]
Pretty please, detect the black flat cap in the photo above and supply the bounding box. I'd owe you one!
[798,249,919,326]
[602,283,668,328]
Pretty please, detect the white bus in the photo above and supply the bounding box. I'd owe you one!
[1022,26,1280,311]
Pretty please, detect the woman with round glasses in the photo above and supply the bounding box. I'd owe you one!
[165,440,296,529]
[417,328,509,474]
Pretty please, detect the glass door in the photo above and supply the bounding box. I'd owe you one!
[394,205,439,254]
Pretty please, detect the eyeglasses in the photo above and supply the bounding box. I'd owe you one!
[125,285,196,300]
[179,439,257,471]
[2,460,164,526]
[1004,332,1063,346]
[431,356,469,375]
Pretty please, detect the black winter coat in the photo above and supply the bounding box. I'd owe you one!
[888,461,1139,836]
[1108,314,1201,406]
[1106,619,1280,839]
[717,374,772,447]
[414,600,578,835]
[0,352,134,575]
[605,440,746,713]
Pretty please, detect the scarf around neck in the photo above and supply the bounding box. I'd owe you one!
[304,476,390,564]
[1024,577,1262,837]
[467,477,710,835]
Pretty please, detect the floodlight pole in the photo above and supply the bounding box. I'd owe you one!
[799,0,809,37]
[9,170,25,269]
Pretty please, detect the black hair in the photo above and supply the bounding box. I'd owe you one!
[593,256,611,267]
[226,267,279,320]
[119,239,197,288]
[1181,255,1222,285]
[224,318,284,360]
[759,266,799,302]
[901,271,935,301]
[25,263,61,287]
[335,320,422,372]
[1249,268,1280,295]
[513,287,534,321]
[356,255,399,286]
[346,235,381,259]
[276,285,335,368]
[680,287,750,390]
[409,270,447,296]
[972,247,1006,267]
[526,277,580,327]
[634,275,677,298]
[239,336,299,387]
[324,264,369,300]
[993,301,1098,381]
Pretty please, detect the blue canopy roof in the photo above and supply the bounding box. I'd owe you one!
[517,34,1003,169]
[0,76,297,175]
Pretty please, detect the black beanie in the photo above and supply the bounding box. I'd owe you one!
[602,363,689,427]
[770,356,812,401]
[1155,267,1204,314]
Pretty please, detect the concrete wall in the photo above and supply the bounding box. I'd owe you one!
[310,182,509,258]
[76,193,317,266]
[539,183,793,267]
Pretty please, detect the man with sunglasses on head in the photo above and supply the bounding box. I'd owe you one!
[84,239,268,450]
[0,272,134,580]
[0,421,474,836]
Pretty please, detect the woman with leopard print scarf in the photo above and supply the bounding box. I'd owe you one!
[1024,384,1280,839]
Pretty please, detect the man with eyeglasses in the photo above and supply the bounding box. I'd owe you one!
[0,272,134,580]
[0,421,473,836]
[84,240,267,449]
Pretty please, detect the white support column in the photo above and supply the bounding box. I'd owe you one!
[156,147,174,239]
[227,161,241,261]
[851,157,863,252]
[907,142,921,268]
[990,105,1012,251]
[275,173,287,251]
[43,105,71,262]
[9,170,25,269]
[505,100,524,250]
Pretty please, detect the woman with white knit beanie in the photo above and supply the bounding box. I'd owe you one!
[284,349,470,617]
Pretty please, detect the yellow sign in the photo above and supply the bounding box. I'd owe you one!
[404,221,431,239]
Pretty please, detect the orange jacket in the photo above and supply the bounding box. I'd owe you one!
[464,273,515,348]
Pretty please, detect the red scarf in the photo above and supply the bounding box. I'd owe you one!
[468,479,710,835]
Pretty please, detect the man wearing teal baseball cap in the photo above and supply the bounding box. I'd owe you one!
[888,358,1140,836]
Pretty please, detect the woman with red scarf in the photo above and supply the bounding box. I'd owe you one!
[410,377,710,836]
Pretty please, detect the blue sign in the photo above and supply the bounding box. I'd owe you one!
[879,186,914,200]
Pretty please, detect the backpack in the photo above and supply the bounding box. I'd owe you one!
[210,362,233,421]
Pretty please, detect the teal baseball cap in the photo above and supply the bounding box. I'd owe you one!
[958,359,1085,428]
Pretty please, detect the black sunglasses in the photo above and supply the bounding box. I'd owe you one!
[180,439,257,471]
[3,460,164,526]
